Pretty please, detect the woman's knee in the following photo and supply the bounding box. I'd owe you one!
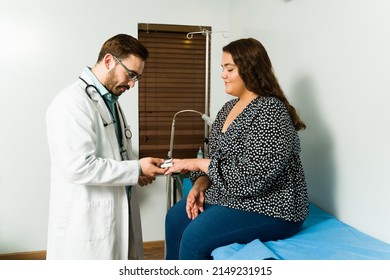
[177,213,219,260]
[179,228,214,260]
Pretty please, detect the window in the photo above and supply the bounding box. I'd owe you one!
[138,24,210,159]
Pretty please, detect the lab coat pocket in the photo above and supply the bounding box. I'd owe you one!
[67,200,113,242]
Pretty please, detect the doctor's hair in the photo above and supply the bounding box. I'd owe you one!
[97,34,149,62]
[223,38,306,131]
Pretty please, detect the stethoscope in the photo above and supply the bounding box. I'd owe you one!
[79,77,132,140]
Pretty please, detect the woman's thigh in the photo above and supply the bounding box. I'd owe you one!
[179,204,302,259]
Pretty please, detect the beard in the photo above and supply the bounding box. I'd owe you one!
[104,69,130,96]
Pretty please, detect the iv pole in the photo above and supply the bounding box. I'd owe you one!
[187,29,211,156]
[166,29,228,211]
[166,30,212,211]
[186,29,228,156]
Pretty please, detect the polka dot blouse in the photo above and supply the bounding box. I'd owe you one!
[190,96,309,222]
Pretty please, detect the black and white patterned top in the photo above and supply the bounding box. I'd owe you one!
[190,96,309,222]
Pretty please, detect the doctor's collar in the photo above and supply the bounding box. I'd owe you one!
[84,67,118,102]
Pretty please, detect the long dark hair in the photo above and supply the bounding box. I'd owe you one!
[223,38,306,131]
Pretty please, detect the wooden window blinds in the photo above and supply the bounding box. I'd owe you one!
[138,24,210,159]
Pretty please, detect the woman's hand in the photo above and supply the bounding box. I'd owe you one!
[164,159,194,174]
[164,158,211,175]
[186,187,205,219]
[185,176,210,219]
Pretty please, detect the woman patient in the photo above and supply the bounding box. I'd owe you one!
[165,38,309,260]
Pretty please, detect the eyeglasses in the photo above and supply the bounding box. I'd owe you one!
[112,55,142,82]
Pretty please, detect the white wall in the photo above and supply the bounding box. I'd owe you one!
[1,0,389,255]
[228,0,390,243]
[0,0,229,254]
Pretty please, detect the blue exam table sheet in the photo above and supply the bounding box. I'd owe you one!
[212,203,390,260]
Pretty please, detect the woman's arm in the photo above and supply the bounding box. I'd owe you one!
[164,158,211,175]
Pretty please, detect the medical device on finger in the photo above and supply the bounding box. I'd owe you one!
[160,159,173,168]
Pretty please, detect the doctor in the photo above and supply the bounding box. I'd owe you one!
[46,34,166,260]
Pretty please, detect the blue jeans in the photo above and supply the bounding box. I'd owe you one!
[165,199,303,260]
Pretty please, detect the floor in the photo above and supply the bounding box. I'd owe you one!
[144,240,164,260]
[0,241,165,260]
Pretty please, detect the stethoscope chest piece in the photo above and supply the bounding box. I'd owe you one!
[79,76,132,140]
[125,128,132,139]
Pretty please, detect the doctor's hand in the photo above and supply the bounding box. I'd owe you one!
[138,157,166,186]
[138,175,155,186]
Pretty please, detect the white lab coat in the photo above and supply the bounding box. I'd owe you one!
[46,71,144,259]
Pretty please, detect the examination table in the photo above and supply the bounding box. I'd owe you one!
[211,203,390,260]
